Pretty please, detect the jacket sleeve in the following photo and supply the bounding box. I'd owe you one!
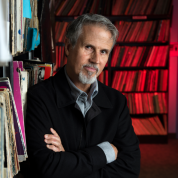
[87,96,141,178]
[105,97,140,177]
[26,90,107,178]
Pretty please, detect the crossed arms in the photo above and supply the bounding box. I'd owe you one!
[26,90,140,178]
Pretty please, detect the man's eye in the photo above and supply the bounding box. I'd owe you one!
[101,50,107,54]
[85,46,92,50]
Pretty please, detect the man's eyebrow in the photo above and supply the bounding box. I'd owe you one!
[84,43,110,52]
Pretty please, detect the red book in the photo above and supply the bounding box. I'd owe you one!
[58,22,68,42]
[149,46,159,66]
[158,20,166,42]
[135,71,142,91]
[138,21,153,41]
[79,0,88,15]
[120,22,132,41]
[56,0,69,16]
[112,0,124,15]
[116,71,123,90]
[162,70,168,91]
[120,72,128,91]
[111,46,120,67]
[38,65,52,80]
[131,119,141,135]
[140,70,147,91]
[68,0,81,16]
[120,47,130,67]
[164,20,170,41]
[131,47,144,66]
[149,70,155,91]
[159,46,168,66]
[154,46,165,67]
[154,70,159,91]
[112,71,118,88]
[142,93,149,113]
[133,119,150,135]
[124,71,132,91]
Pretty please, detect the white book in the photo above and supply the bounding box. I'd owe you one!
[16,0,21,52]
[21,71,28,124]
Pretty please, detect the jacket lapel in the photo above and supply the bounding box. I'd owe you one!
[52,66,113,123]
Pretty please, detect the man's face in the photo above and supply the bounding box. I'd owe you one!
[65,24,114,84]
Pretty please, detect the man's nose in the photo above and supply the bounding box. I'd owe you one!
[90,51,100,63]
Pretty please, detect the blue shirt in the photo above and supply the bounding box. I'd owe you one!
[64,66,115,164]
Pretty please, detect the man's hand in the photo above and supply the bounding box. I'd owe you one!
[44,128,65,152]
[110,144,118,160]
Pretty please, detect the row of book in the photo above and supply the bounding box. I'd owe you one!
[0,78,25,178]
[0,61,53,178]
[55,0,115,16]
[55,20,169,44]
[111,46,169,67]
[123,93,167,114]
[55,0,171,16]
[112,70,168,92]
[115,20,169,42]
[9,0,39,56]
[112,0,171,15]
[132,115,167,135]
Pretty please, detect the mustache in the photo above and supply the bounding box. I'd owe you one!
[83,64,99,73]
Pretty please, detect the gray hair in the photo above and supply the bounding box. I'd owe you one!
[65,13,119,49]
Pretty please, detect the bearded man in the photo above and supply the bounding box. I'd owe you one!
[26,13,140,178]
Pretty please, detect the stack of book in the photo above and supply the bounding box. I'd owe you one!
[112,70,168,92]
[0,61,53,178]
[111,46,169,67]
[55,0,171,16]
[10,0,39,56]
[123,93,167,114]
[132,115,167,135]
[0,78,26,178]
[115,20,169,42]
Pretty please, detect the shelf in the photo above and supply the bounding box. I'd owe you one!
[137,135,168,144]
[130,113,168,117]
[121,91,168,93]
[110,66,168,70]
[55,14,172,22]
[115,41,169,46]
[12,51,29,57]
[56,41,169,47]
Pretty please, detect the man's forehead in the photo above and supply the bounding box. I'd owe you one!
[79,25,114,47]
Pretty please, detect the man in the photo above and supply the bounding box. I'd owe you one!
[26,14,140,178]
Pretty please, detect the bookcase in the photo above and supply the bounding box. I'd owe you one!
[54,0,173,144]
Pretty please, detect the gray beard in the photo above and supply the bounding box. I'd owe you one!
[79,69,97,84]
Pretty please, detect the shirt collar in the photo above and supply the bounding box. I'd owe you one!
[64,66,98,100]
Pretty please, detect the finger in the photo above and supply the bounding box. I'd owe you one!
[46,144,60,152]
[45,134,61,142]
[44,138,61,148]
[50,128,59,137]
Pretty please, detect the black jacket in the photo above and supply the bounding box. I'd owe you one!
[26,66,140,178]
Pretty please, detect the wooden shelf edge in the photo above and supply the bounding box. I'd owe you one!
[55,14,172,22]
[137,135,168,144]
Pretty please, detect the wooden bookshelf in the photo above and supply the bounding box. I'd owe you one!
[54,0,173,143]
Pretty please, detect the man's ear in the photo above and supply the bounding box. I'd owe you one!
[64,38,71,57]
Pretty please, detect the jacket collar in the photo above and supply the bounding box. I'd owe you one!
[52,66,113,109]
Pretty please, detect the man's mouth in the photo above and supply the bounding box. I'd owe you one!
[84,66,97,72]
